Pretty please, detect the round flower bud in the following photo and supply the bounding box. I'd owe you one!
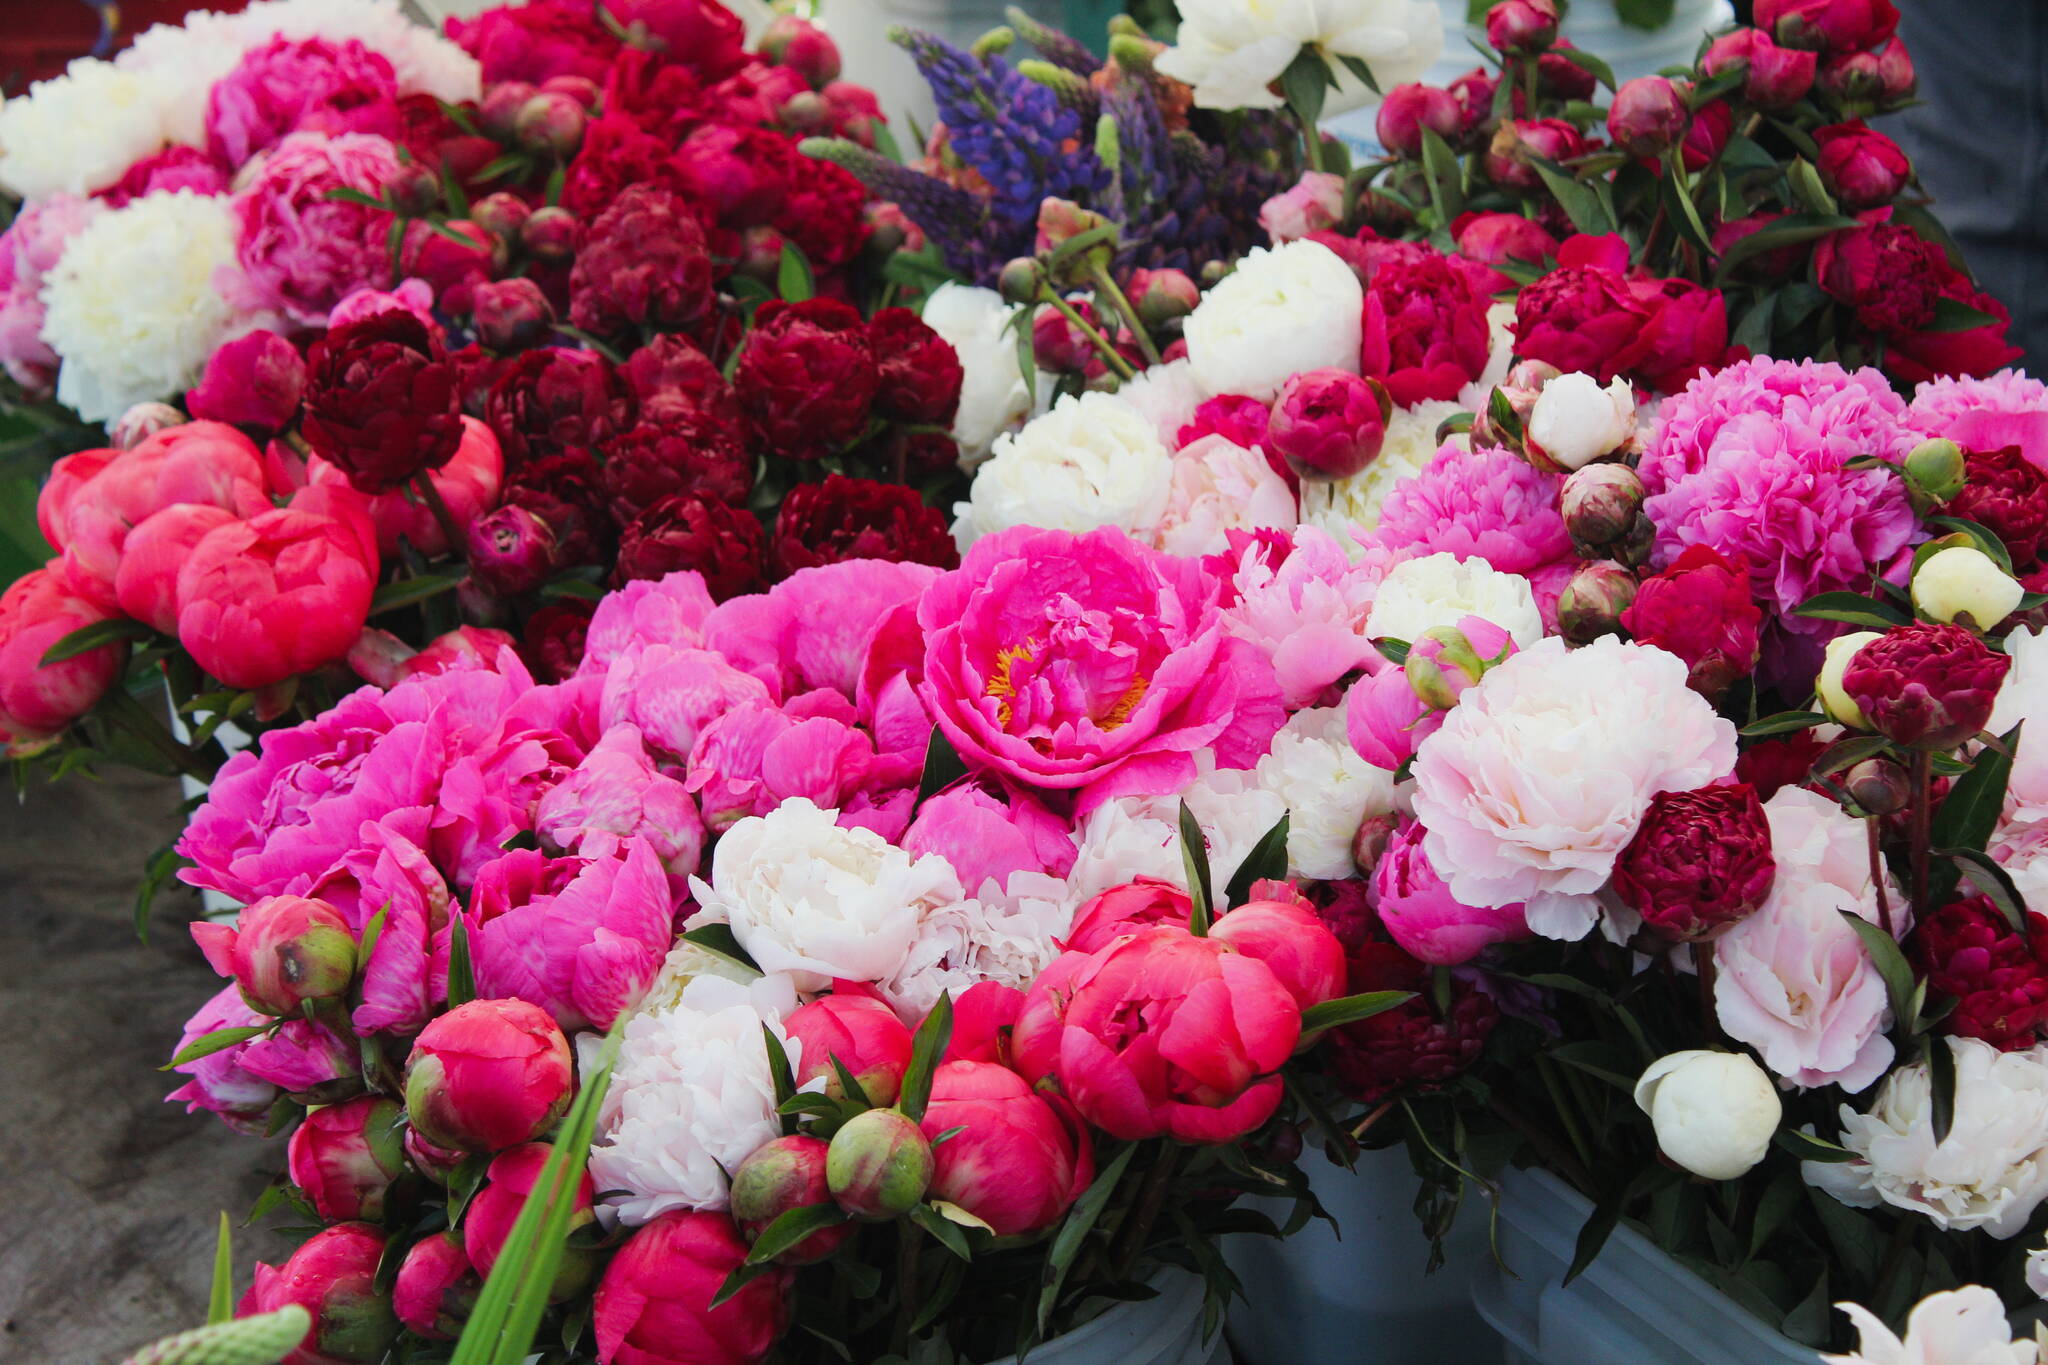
[825,1109,933,1221]
[1904,436,1967,507]
[470,191,532,243]
[1127,267,1200,327]
[111,401,188,450]
[1816,629,1883,729]
[520,206,578,266]
[1841,622,2012,750]
[239,1223,398,1364]
[1561,463,1647,550]
[779,90,832,136]
[1376,84,1463,160]
[1607,77,1692,158]
[730,1134,849,1265]
[465,1143,597,1301]
[1556,560,1639,644]
[784,995,914,1105]
[1843,756,1912,817]
[759,14,842,88]
[1526,371,1635,471]
[287,1096,407,1222]
[998,256,1046,306]
[393,1231,479,1340]
[1267,369,1389,481]
[1611,784,1776,942]
[382,163,441,218]
[540,74,601,108]
[1815,122,1910,212]
[1912,544,2023,630]
[1351,810,1401,880]
[471,277,555,354]
[479,81,537,141]
[465,504,560,598]
[402,998,575,1153]
[191,895,358,1018]
[1634,1050,1781,1181]
[1487,0,1560,54]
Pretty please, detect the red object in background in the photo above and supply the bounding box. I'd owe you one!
[0,1,253,96]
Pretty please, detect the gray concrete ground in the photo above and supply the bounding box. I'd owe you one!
[0,770,293,1363]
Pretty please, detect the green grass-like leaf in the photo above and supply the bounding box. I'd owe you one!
[208,1212,235,1325]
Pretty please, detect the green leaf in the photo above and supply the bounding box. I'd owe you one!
[1333,53,1382,96]
[1178,800,1213,935]
[745,1203,846,1265]
[1786,158,1837,215]
[1280,46,1329,128]
[1300,990,1415,1034]
[1374,637,1411,666]
[162,1024,270,1071]
[827,1055,873,1109]
[1223,813,1291,909]
[1530,157,1617,237]
[1927,297,2001,333]
[1741,710,1828,738]
[898,990,953,1123]
[1037,1142,1138,1334]
[38,616,152,666]
[680,923,762,973]
[1928,723,2020,903]
[1791,591,1910,630]
[762,1022,798,1118]
[1775,1127,1857,1163]
[208,1212,235,1325]
[469,152,529,185]
[913,726,969,811]
[1927,1033,1956,1146]
[910,1202,974,1261]
[323,186,389,210]
[1926,516,2017,574]
[1659,150,1716,256]
[708,1258,783,1312]
[370,572,464,616]
[1549,44,1618,91]
[1418,126,1466,225]
[776,241,816,303]
[1838,910,1916,1029]
[1711,213,1858,285]
[1565,1177,1634,1284]
[1939,847,2029,932]
[446,916,476,1009]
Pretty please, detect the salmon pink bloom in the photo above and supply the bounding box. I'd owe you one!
[784,994,913,1104]
[919,1060,1093,1236]
[0,565,128,755]
[176,506,377,689]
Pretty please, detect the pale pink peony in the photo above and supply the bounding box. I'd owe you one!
[1410,636,1738,940]
[1714,787,1900,1092]
[1365,443,1571,577]
[919,526,1286,812]
[1217,525,1404,710]
[469,839,676,1033]
[535,722,706,880]
[1147,434,1298,558]
[205,36,401,169]
[224,131,404,328]
[1259,171,1347,245]
[0,194,100,394]
[327,277,438,333]
[1909,370,2048,474]
[702,559,941,701]
[902,782,1079,900]
[579,571,718,676]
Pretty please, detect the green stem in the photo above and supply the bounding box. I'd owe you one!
[1535,1054,1595,1176]
[1087,262,1163,367]
[1294,103,1326,174]
[894,1219,923,1354]
[413,471,466,561]
[1038,288,1136,382]
[1110,1142,1178,1281]
[1869,817,1896,941]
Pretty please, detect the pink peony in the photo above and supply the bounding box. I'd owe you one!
[116,503,239,634]
[237,1016,359,1099]
[0,565,127,754]
[901,782,1077,899]
[225,132,404,328]
[1359,243,1493,406]
[187,329,308,433]
[597,643,774,765]
[1371,818,1530,964]
[1259,171,1346,244]
[1216,525,1403,710]
[205,36,401,169]
[1150,434,1298,558]
[1409,636,1738,940]
[683,697,892,833]
[918,526,1285,812]
[176,507,378,689]
[1641,355,1921,491]
[701,558,940,701]
[535,722,706,878]
[328,277,439,333]
[1346,614,1516,771]
[0,195,100,394]
[94,146,229,208]
[580,571,717,672]
[165,984,279,1134]
[919,1060,1092,1237]
[1909,370,2048,476]
[305,812,453,1037]
[468,839,676,1032]
[1366,443,1570,576]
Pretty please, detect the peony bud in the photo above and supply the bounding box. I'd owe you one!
[404,1126,468,1185]
[1351,810,1402,880]
[825,1108,933,1221]
[465,504,560,598]
[1816,629,1882,728]
[1903,436,1967,507]
[1843,756,1911,817]
[1842,622,2012,750]
[1406,621,1515,710]
[1561,463,1647,551]
[1267,369,1389,480]
[779,89,833,136]
[1348,616,1516,769]
[729,1134,849,1264]
[479,82,537,142]
[1707,29,1819,108]
[1198,258,1234,289]
[1873,35,1915,102]
[540,74,601,108]
[1607,77,1692,158]
[515,91,587,159]
[1525,371,1635,471]
[403,998,575,1153]
[1376,84,1463,159]
[759,14,841,88]
[784,995,914,1105]
[1634,1050,1781,1181]
[1034,199,1114,287]
[238,1222,397,1363]
[111,401,187,449]
[382,163,441,217]
[471,277,555,353]
[287,1096,407,1222]
[1819,49,1885,105]
[1127,267,1199,327]
[191,895,357,1018]
[470,191,532,243]
[1556,561,1639,643]
[1815,122,1910,211]
[1912,545,2024,629]
[465,1143,597,1300]
[1486,118,1588,194]
[1487,0,1560,54]
[998,256,1047,306]
[520,206,578,266]
[393,1231,479,1340]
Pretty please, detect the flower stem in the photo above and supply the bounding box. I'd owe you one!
[1695,939,1717,1029]
[1487,1090,1596,1198]
[1293,103,1326,174]
[1869,817,1896,940]
[894,1219,922,1354]
[1909,749,1933,918]
[412,471,466,561]
[1111,1141,1178,1281]
[1037,287,1136,382]
[1087,262,1163,367]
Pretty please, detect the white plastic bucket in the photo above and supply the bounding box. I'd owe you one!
[982,1269,1230,1365]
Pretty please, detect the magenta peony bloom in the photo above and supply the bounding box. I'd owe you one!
[1612,784,1777,941]
[580,571,716,674]
[1359,243,1492,406]
[901,782,1077,899]
[683,697,890,833]
[94,146,229,208]
[0,564,128,755]
[187,329,308,433]
[918,526,1285,812]
[596,643,773,765]
[304,812,453,1037]
[225,132,404,328]
[702,558,941,701]
[1368,443,1570,575]
[237,1222,396,1364]
[593,1210,791,1365]
[205,36,401,169]
[535,722,705,879]
[286,1095,405,1222]
[1371,818,1531,964]
[468,839,675,1033]
[165,984,279,1134]
[1909,370,2048,477]
[1642,355,1921,491]
[237,1015,360,1099]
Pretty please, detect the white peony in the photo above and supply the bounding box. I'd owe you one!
[1184,240,1363,401]
[1119,356,1208,449]
[1992,627,2048,831]
[1526,372,1637,471]
[1069,767,1290,904]
[921,283,1040,465]
[686,799,962,993]
[1149,434,1298,557]
[952,391,1174,549]
[1365,551,1544,649]
[0,59,174,201]
[1824,1286,2036,1365]
[880,885,1069,1022]
[1254,705,1400,880]
[1817,630,1883,730]
[1409,636,1738,939]
[40,191,243,423]
[588,975,799,1226]
[1157,0,1442,116]
[1634,1050,1781,1182]
[1807,1037,2048,1240]
[1299,399,1465,544]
